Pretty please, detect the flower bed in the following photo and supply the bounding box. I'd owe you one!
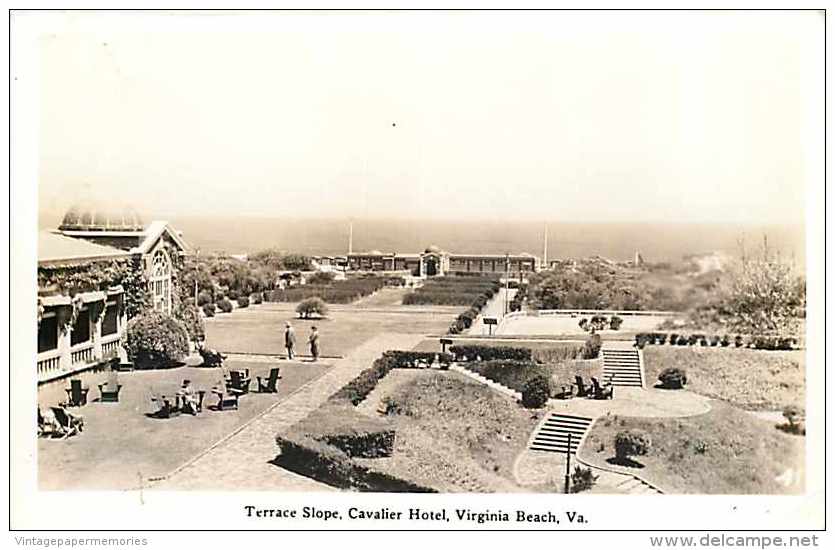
[635,332,799,350]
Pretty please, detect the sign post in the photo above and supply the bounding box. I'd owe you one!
[483,317,498,336]
[439,338,453,354]
[564,432,573,494]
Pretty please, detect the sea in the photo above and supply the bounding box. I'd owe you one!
[38,212,805,265]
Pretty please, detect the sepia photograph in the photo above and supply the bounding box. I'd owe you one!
[9,6,826,536]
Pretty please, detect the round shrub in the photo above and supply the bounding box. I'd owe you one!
[582,333,602,359]
[227,289,239,300]
[521,374,551,409]
[658,367,687,389]
[782,405,805,435]
[217,297,233,313]
[251,292,263,305]
[614,430,651,462]
[196,290,213,307]
[297,296,328,318]
[609,316,623,331]
[124,311,189,369]
[237,296,250,308]
[570,465,599,493]
[202,303,216,317]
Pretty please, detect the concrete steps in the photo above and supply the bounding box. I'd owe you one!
[601,348,644,387]
[529,413,593,454]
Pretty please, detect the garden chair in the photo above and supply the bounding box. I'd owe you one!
[98,373,122,403]
[256,367,281,393]
[37,407,54,438]
[574,375,589,398]
[64,379,89,407]
[554,385,575,400]
[149,392,177,419]
[226,369,251,394]
[589,377,614,400]
[50,406,84,439]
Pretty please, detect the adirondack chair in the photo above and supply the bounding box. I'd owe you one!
[590,377,614,400]
[50,406,84,439]
[554,384,575,400]
[256,367,281,393]
[574,375,589,398]
[64,379,89,407]
[226,369,251,394]
[98,373,122,403]
[37,407,52,438]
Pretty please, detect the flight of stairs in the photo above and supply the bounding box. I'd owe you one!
[601,348,644,388]
[529,413,594,454]
[449,364,522,401]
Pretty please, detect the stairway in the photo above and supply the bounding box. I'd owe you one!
[449,364,522,401]
[601,348,644,387]
[529,413,594,454]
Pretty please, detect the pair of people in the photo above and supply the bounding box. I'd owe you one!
[284,322,319,362]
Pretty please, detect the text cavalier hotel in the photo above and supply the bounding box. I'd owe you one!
[37,203,190,385]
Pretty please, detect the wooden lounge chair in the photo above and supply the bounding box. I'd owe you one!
[212,388,243,411]
[256,368,281,393]
[64,379,89,407]
[589,377,614,400]
[149,392,177,418]
[50,406,83,439]
[574,375,589,398]
[554,385,575,400]
[38,407,53,438]
[98,373,122,403]
[226,369,251,394]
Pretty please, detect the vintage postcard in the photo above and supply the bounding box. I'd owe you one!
[9,7,827,539]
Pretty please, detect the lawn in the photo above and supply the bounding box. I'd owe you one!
[642,347,805,411]
[204,302,459,357]
[580,401,805,494]
[356,370,544,492]
[38,359,329,490]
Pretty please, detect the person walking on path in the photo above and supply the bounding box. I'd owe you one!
[284,321,296,360]
[308,326,320,362]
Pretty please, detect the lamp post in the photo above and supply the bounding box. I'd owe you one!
[504,253,510,316]
[564,432,573,494]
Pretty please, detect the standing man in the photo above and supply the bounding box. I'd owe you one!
[308,326,320,362]
[284,321,296,360]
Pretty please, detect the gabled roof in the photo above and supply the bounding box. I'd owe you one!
[38,231,131,266]
[132,221,190,255]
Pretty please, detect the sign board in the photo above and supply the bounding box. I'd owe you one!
[439,338,453,346]
[483,317,498,325]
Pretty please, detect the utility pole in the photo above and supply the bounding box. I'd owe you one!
[564,432,573,494]
[504,253,510,316]
[543,224,548,270]
[348,220,353,255]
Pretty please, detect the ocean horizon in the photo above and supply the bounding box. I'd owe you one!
[38,213,806,265]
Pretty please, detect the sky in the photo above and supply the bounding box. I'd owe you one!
[34,10,821,224]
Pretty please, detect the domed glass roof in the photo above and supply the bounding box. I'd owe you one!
[59,204,144,232]
[424,244,443,254]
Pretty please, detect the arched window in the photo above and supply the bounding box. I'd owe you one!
[150,248,172,314]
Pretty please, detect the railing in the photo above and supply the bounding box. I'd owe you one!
[101,335,121,357]
[37,350,62,380]
[71,343,95,366]
[511,309,679,318]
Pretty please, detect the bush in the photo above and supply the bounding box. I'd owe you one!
[251,292,263,305]
[609,315,623,331]
[227,289,239,300]
[124,311,189,369]
[175,301,205,342]
[578,318,589,331]
[781,406,805,435]
[522,374,551,409]
[308,271,336,285]
[582,333,602,359]
[532,345,583,364]
[465,360,548,393]
[721,334,731,347]
[450,345,532,362]
[217,297,233,313]
[657,367,687,389]
[614,430,651,462]
[202,303,216,317]
[237,296,250,308]
[197,290,213,307]
[570,465,599,493]
[297,297,329,318]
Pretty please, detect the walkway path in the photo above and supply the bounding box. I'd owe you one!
[468,287,517,336]
[153,333,424,490]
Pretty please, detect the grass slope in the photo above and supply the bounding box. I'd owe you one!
[643,347,805,411]
[581,401,804,494]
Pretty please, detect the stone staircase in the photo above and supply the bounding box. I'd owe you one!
[601,348,644,387]
[529,413,594,454]
[449,364,522,401]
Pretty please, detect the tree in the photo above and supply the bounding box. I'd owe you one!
[296,297,328,319]
[521,374,551,408]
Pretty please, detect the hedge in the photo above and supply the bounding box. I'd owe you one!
[450,345,532,362]
[267,277,390,304]
[636,332,798,350]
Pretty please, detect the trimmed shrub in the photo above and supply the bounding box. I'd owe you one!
[307,271,336,285]
[521,374,551,409]
[657,367,687,389]
[297,297,329,318]
[450,345,532,362]
[464,360,548,393]
[578,318,589,331]
[532,345,583,364]
[721,334,731,347]
[609,315,623,331]
[251,292,263,305]
[124,311,189,369]
[570,465,599,493]
[217,297,233,313]
[202,303,216,317]
[734,335,744,348]
[196,290,213,307]
[614,430,651,462]
[781,405,806,435]
[237,296,250,308]
[227,289,239,300]
[582,333,602,359]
